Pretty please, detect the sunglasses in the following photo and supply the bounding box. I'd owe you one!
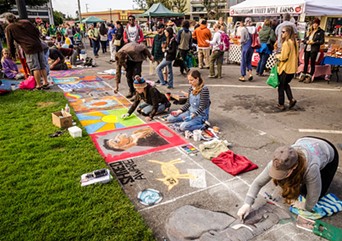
[128,18,134,21]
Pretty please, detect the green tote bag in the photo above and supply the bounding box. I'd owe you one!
[266,65,279,88]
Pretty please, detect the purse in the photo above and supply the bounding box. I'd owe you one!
[114,39,121,46]
[266,65,279,88]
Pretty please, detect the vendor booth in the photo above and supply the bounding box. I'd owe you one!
[229,0,342,77]
[138,3,184,47]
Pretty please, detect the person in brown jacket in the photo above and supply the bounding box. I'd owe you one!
[3,12,49,90]
[115,42,154,97]
[192,19,212,69]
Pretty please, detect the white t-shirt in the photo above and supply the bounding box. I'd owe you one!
[127,25,138,42]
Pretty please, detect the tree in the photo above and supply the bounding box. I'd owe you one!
[133,0,147,10]
[171,0,187,13]
[202,0,226,19]
[53,10,63,26]
[0,0,49,14]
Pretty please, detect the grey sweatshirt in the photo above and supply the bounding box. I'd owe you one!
[245,137,335,211]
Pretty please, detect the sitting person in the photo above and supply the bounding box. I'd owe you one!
[1,48,24,79]
[167,70,210,131]
[237,137,339,221]
[49,48,68,70]
[121,75,171,122]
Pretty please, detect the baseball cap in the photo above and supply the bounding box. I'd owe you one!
[244,17,252,24]
[269,146,298,180]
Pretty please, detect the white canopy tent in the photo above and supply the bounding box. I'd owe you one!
[230,0,342,17]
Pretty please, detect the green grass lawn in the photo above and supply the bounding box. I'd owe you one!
[0,90,154,241]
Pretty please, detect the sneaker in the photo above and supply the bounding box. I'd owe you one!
[289,99,297,109]
[238,77,245,82]
[298,73,305,82]
[303,75,312,84]
[275,104,286,111]
[155,80,161,84]
[167,86,174,89]
[248,75,253,81]
[208,75,217,78]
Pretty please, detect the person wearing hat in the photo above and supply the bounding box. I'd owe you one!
[121,75,171,122]
[167,20,178,36]
[299,18,325,83]
[237,137,339,221]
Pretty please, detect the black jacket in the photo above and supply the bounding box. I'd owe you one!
[128,84,169,119]
[304,27,325,53]
[165,37,178,61]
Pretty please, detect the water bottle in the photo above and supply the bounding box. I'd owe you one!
[65,104,70,113]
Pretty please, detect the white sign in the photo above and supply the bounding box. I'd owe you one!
[230,4,304,16]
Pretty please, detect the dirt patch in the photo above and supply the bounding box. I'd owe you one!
[36,102,57,108]
[219,95,305,114]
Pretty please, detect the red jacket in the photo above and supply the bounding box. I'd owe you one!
[123,24,144,44]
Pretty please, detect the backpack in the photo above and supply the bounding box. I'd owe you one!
[219,32,230,52]
[251,32,261,49]
[19,76,36,90]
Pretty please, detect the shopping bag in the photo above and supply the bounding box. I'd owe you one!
[19,76,36,89]
[266,65,279,88]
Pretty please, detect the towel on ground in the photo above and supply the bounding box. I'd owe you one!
[211,150,258,175]
[290,193,342,220]
[199,139,229,160]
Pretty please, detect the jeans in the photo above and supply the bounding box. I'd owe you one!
[277,71,294,105]
[179,49,189,73]
[241,46,253,76]
[167,111,208,131]
[303,51,319,76]
[92,39,100,56]
[156,59,173,87]
[256,52,269,75]
[138,102,167,116]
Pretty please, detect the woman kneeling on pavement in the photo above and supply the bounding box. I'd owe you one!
[121,75,171,122]
[167,70,210,131]
[237,137,339,221]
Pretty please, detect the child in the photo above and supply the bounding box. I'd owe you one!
[1,48,24,79]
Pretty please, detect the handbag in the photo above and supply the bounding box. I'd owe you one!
[266,65,279,88]
[114,39,121,46]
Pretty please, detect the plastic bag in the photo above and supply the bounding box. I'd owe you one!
[19,76,36,89]
[266,65,279,88]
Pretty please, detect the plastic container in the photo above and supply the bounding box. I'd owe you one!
[65,104,70,113]
[68,126,82,138]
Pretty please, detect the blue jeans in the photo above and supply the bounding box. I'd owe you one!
[156,59,173,87]
[92,39,100,56]
[241,46,253,76]
[138,102,167,116]
[256,52,269,75]
[167,110,208,131]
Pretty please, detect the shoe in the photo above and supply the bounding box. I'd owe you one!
[217,76,222,79]
[238,77,245,82]
[208,75,217,78]
[167,86,174,89]
[248,75,253,81]
[289,99,297,109]
[34,86,43,91]
[303,75,312,84]
[275,104,286,111]
[125,93,134,98]
[42,84,50,89]
[298,73,305,82]
[155,80,161,84]
[49,130,64,138]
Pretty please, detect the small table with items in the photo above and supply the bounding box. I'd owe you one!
[322,56,342,82]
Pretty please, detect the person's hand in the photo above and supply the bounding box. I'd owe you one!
[150,56,154,62]
[205,40,210,43]
[291,200,306,210]
[190,113,196,119]
[171,110,182,117]
[121,113,130,119]
[145,116,152,122]
[237,203,251,221]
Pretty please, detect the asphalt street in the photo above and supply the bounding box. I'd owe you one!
[52,45,342,240]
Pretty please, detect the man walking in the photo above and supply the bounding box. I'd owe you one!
[192,19,212,69]
[177,20,192,74]
[123,15,144,44]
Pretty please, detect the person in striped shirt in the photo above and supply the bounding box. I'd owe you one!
[167,70,210,131]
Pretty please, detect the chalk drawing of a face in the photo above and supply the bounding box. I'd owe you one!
[149,159,194,191]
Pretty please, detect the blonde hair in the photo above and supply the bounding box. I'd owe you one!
[273,151,307,204]
[1,48,10,63]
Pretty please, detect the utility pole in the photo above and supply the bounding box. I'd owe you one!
[15,0,28,19]
[77,0,82,23]
[109,8,112,23]
[85,4,89,13]
[48,0,55,25]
